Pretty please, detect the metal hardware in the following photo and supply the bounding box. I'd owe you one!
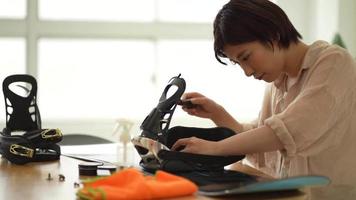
[41,129,62,139]
[9,144,34,158]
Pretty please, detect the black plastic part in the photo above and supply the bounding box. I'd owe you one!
[79,166,98,176]
[140,74,186,142]
[139,126,245,172]
[2,74,41,133]
[78,162,103,176]
[78,162,117,176]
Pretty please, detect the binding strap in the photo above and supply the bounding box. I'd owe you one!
[0,129,62,164]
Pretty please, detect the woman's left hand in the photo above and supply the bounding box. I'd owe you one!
[171,137,221,156]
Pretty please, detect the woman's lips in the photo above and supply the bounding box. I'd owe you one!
[255,73,265,80]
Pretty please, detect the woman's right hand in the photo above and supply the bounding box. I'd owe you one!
[180,92,243,133]
[180,92,224,121]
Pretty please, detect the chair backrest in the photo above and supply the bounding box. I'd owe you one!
[58,134,113,145]
[2,74,41,134]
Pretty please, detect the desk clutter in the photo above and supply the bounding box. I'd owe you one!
[0,74,63,164]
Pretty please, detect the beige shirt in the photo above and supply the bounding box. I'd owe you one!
[242,41,356,199]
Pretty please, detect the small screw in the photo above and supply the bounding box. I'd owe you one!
[74,182,80,188]
[58,174,65,182]
[46,173,53,181]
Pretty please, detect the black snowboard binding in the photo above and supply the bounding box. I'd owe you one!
[132,74,254,185]
[0,74,62,164]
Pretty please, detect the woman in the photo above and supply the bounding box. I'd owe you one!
[172,0,356,199]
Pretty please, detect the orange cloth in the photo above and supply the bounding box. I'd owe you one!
[77,168,198,200]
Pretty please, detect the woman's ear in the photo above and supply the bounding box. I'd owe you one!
[262,41,275,51]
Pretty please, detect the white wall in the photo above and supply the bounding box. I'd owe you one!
[339,0,356,57]
[277,0,316,43]
[278,0,355,58]
[314,0,339,43]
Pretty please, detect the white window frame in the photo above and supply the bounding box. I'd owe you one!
[0,0,213,77]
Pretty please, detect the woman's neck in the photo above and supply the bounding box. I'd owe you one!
[283,41,309,77]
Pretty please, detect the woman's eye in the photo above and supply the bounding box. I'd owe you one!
[242,54,250,61]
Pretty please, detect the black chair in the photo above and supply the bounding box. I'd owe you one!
[58,134,113,146]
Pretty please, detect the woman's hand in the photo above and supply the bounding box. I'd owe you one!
[171,126,284,157]
[180,92,243,133]
[171,137,222,156]
[180,92,224,121]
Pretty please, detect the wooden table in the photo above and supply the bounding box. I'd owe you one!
[0,144,306,200]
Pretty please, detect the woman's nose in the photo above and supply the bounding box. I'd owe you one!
[241,65,254,77]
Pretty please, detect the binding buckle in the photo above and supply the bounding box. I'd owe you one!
[9,144,34,158]
[41,129,62,139]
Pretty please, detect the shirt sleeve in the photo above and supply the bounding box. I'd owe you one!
[264,50,355,157]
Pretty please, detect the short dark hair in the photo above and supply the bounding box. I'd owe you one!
[214,0,302,65]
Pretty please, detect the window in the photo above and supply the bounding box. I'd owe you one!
[0,38,26,119]
[0,0,265,137]
[157,0,228,23]
[0,0,26,18]
[39,0,155,22]
[38,39,156,119]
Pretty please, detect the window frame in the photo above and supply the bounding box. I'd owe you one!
[0,0,212,77]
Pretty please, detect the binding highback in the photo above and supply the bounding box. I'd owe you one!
[2,74,41,134]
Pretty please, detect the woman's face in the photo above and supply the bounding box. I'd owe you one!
[223,41,285,83]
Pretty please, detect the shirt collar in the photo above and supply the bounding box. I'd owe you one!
[273,44,315,90]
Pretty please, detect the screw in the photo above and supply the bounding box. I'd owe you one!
[74,182,80,188]
[58,174,65,182]
[46,173,53,181]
